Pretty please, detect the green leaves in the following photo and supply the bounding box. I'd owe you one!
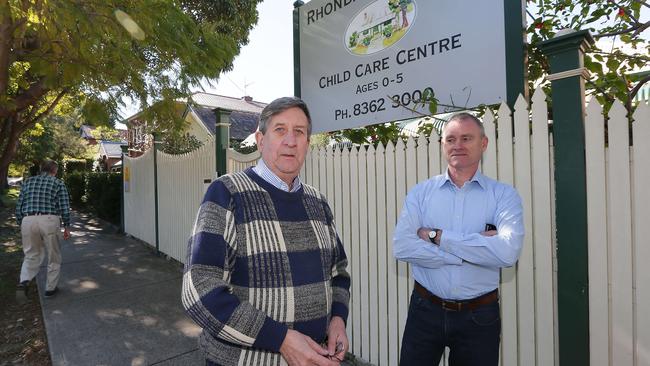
[528,0,648,114]
[160,132,204,154]
[3,0,261,127]
[15,112,93,169]
[1,0,262,177]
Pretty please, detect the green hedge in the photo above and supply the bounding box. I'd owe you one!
[64,159,93,174]
[86,172,122,225]
[63,171,86,207]
[62,172,122,225]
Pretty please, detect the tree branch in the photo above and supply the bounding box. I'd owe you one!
[586,80,616,105]
[591,50,650,62]
[629,74,650,101]
[0,115,12,149]
[595,21,649,38]
[0,78,49,118]
[526,9,537,22]
[24,88,68,127]
[632,21,650,37]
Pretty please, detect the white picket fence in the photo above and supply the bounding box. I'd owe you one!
[122,90,650,366]
[585,100,650,366]
[299,90,556,366]
[123,141,261,264]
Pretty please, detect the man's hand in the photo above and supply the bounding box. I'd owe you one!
[326,316,348,361]
[280,329,340,366]
[480,230,497,237]
[63,227,71,240]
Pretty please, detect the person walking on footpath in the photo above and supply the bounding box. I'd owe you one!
[182,97,350,366]
[393,112,525,366]
[15,160,71,299]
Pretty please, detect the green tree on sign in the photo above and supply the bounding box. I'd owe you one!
[349,31,359,47]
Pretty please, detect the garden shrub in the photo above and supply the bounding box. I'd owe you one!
[63,171,86,207]
[86,172,122,225]
[64,159,92,174]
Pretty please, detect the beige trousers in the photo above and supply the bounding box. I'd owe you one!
[20,215,62,291]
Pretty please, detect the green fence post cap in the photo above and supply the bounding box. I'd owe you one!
[539,29,594,56]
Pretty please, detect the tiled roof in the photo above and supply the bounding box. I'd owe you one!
[80,124,127,141]
[189,92,267,114]
[99,141,127,158]
[192,106,259,140]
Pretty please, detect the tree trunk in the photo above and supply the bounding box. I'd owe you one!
[401,8,408,28]
[0,116,23,193]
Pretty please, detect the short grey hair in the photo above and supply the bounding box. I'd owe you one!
[442,112,485,137]
[258,97,312,136]
[40,160,58,174]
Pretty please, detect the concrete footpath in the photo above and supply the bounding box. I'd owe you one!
[35,212,202,366]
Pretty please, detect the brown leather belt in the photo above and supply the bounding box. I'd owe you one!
[414,281,498,312]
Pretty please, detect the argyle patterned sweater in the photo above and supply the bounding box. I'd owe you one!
[182,168,350,366]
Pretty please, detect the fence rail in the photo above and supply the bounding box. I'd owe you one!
[122,91,650,366]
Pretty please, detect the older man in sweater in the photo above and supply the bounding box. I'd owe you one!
[182,97,350,366]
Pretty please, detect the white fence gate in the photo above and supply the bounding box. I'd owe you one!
[123,148,155,246]
[122,90,650,366]
[157,141,216,262]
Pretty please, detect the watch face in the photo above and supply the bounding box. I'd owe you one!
[428,230,436,239]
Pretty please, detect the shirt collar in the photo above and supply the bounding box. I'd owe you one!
[253,158,302,193]
[440,168,486,190]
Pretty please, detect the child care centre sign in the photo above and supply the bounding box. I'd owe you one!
[298,0,509,133]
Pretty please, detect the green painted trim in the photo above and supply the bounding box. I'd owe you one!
[503,0,527,108]
[293,1,304,97]
[152,134,160,255]
[553,79,590,366]
[539,31,594,366]
[215,108,221,176]
[214,108,230,177]
[120,145,128,234]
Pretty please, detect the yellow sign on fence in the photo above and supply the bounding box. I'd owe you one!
[123,166,130,192]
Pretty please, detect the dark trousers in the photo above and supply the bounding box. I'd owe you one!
[400,289,501,366]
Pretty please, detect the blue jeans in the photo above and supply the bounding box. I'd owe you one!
[400,290,501,366]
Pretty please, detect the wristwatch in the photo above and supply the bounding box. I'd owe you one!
[428,229,439,244]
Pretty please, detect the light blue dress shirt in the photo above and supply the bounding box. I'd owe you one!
[393,169,524,300]
[252,158,302,193]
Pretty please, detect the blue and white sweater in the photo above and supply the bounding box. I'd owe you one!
[182,168,350,365]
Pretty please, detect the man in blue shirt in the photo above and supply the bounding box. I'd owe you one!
[393,112,524,366]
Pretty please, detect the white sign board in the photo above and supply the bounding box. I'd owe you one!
[299,0,507,133]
